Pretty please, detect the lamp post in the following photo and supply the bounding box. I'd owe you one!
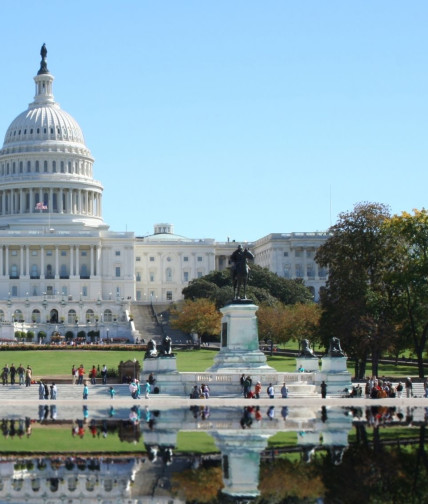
[106,327,109,342]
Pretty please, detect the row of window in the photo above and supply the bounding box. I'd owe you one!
[136,255,204,262]
[0,159,91,176]
[135,270,203,283]
[1,308,114,323]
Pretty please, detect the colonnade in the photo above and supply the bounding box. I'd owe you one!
[0,187,102,217]
[0,244,100,278]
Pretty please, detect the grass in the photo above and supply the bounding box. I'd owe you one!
[0,348,423,378]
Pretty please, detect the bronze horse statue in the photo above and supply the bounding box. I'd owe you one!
[231,245,254,299]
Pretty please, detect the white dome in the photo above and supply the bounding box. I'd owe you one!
[3,104,86,147]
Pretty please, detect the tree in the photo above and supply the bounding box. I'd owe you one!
[315,202,395,378]
[383,209,428,377]
[182,264,313,307]
[170,298,222,343]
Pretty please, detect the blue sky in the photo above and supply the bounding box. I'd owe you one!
[1,1,427,242]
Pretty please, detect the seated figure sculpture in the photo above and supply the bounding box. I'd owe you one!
[299,339,317,358]
[327,337,346,357]
[159,335,174,357]
[145,338,158,359]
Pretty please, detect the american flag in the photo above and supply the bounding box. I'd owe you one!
[35,202,48,210]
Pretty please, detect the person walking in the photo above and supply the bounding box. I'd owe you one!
[267,383,275,399]
[44,382,49,400]
[145,379,151,399]
[83,382,89,399]
[320,381,327,398]
[254,381,262,399]
[281,382,289,398]
[50,383,57,400]
[109,386,116,399]
[243,375,252,398]
[71,365,77,385]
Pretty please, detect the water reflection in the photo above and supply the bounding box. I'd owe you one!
[0,404,427,503]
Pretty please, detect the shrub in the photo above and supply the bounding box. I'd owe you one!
[26,331,35,342]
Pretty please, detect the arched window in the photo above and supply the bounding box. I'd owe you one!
[68,310,77,324]
[14,309,23,322]
[86,309,95,323]
[103,309,113,322]
[32,310,41,323]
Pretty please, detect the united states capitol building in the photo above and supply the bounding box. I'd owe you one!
[0,47,328,342]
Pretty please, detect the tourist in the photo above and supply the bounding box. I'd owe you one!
[145,380,151,399]
[71,365,76,385]
[109,386,116,399]
[101,364,108,384]
[17,364,25,386]
[44,382,49,400]
[10,364,16,385]
[254,381,262,399]
[90,365,97,385]
[243,375,252,398]
[2,364,9,385]
[78,365,85,385]
[267,383,275,399]
[405,377,413,398]
[396,381,403,398]
[129,379,138,399]
[281,382,289,398]
[201,383,210,399]
[190,385,200,399]
[50,383,57,400]
[25,365,32,387]
[320,381,327,398]
[83,381,89,399]
[38,381,45,400]
[148,372,156,391]
[240,373,245,394]
[424,378,428,398]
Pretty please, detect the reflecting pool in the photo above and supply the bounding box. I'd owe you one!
[0,403,427,503]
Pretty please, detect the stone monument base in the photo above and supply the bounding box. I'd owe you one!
[142,356,177,374]
[207,348,275,373]
[315,356,352,395]
[295,357,319,372]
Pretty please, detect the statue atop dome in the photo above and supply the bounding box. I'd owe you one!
[37,43,49,75]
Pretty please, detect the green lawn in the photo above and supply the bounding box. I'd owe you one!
[0,347,422,378]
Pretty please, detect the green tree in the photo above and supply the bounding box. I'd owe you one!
[182,264,313,307]
[315,202,395,378]
[383,209,428,377]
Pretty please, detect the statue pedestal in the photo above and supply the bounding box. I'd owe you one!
[142,356,177,374]
[315,357,352,395]
[207,303,275,373]
[295,357,319,372]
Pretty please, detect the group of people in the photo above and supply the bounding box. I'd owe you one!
[364,376,414,399]
[2,363,33,386]
[38,380,57,400]
[189,383,210,399]
[71,364,108,385]
[239,374,289,399]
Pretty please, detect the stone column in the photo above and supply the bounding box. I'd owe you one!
[40,247,45,279]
